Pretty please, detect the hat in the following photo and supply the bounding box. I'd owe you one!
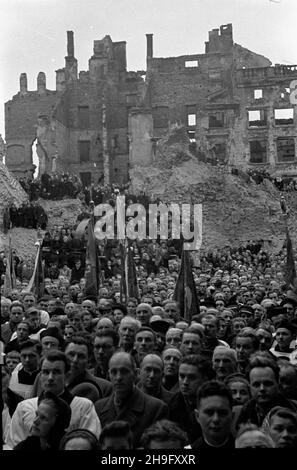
[51,307,65,317]
[40,327,64,346]
[266,306,287,319]
[71,382,100,403]
[275,320,296,335]
[150,317,172,336]
[280,297,297,308]
[238,306,254,316]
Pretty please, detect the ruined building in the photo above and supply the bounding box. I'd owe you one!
[5,24,297,185]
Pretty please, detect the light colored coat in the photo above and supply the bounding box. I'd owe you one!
[7,395,101,448]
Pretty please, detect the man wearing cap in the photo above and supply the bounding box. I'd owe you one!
[40,327,64,353]
[238,306,255,327]
[149,316,172,353]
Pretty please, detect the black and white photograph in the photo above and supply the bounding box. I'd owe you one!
[1,0,297,460]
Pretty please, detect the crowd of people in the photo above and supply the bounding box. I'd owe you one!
[18,172,82,201]
[2,200,297,451]
[2,201,48,232]
[247,168,297,192]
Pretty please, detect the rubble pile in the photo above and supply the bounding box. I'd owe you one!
[130,126,287,250]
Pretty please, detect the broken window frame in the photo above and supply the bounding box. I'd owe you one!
[126,94,138,106]
[253,89,263,100]
[276,137,295,163]
[274,108,294,126]
[249,140,267,164]
[186,105,197,127]
[78,106,90,129]
[248,109,267,128]
[153,106,169,128]
[208,112,225,128]
[187,130,196,143]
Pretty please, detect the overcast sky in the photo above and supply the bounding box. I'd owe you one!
[1,0,297,138]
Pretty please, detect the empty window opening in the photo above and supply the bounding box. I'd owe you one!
[186,105,196,127]
[126,94,138,106]
[209,112,224,128]
[249,140,267,164]
[254,89,263,100]
[248,110,267,127]
[277,138,295,163]
[274,108,294,125]
[79,141,91,162]
[78,106,90,129]
[153,106,169,128]
[185,60,198,68]
[212,143,226,163]
[31,138,39,178]
[188,131,197,153]
[188,114,196,126]
[187,131,196,143]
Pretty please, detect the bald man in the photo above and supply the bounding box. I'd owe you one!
[137,354,173,405]
[94,352,168,447]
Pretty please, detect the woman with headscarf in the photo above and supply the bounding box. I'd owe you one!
[13,392,71,450]
[262,406,297,448]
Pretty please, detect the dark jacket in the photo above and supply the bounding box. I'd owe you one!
[168,391,202,444]
[66,370,112,402]
[234,393,297,429]
[191,434,235,450]
[33,370,112,402]
[14,436,45,451]
[137,382,173,406]
[95,387,168,447]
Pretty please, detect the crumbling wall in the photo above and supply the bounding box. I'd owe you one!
[5,74,58,177]
[0,197,84,259]
[129,126,287,250]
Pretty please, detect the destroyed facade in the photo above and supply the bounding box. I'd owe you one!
[5,24,297,184]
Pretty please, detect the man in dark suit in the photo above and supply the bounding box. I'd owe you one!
[95,352,168,447]
[137,354,173,405]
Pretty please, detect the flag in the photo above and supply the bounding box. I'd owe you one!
[3,235,16,295]
[285,226,297,289]
[173,246,200,322]
[120,239,139,302]
[26,242,44,300]
[84,214,100,298]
